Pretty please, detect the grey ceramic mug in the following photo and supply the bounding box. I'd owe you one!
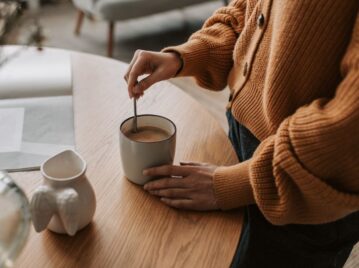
[119,114,176,185]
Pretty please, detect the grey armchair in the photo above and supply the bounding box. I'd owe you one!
[73,0,225,57]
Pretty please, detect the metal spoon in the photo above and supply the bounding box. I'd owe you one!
[132,98,138,133]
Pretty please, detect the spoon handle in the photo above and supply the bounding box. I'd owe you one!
[133,98,138,132]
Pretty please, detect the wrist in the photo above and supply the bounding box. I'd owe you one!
[165,51,184,77]
[213,160,255,210]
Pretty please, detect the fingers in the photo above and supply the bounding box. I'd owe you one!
[149,188,191,199]
[132,70,161,95]
[124,50,139,82]
[160,198,194,210]
[124,50,180,99]
[144,177,188,191]
[124,50,140,98]
[127,59,145,96]
[143,165,194,178]
[180,161,207,166]
[125,50,161,98]
[144,168,219,211]
[125,50,150,97]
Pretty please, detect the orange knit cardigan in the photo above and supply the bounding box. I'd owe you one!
[164,0,359,225]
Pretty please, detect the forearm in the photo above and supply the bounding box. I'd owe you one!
[214,73,359,225]
[213,15,359,224]
[163,0,246,91]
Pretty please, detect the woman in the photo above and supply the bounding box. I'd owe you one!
[125,1,359,267]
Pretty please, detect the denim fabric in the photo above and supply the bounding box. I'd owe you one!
[226,110,359,268]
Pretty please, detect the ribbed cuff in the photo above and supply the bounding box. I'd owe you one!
[162,38,209,77]
[213,160,255,210]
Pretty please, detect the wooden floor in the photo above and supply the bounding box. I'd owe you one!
[19,2,359,266]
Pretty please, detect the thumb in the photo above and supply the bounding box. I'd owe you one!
[133,70,163,94]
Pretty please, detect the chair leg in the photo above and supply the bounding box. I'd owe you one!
[107,22,115,57]
[75,10,85,36]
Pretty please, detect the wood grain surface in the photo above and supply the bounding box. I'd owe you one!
[11,49,242,268]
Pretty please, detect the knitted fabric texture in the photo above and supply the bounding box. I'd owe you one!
[164,0,359,225]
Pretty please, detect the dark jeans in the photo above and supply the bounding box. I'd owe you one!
[226,110,359,268]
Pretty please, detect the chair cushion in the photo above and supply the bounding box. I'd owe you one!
[73,0,99,14]
[92,0,217,21]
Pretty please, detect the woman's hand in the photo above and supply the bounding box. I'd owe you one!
[143,162,219,211]
[124,50,182,98]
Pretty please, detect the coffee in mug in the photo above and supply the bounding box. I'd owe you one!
[119,115,176,185]
[123,126,170,142]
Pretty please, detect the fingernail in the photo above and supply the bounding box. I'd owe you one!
[143,170,149,176]
[143,184,148,190]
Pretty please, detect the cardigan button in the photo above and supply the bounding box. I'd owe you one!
[243,62,248,76]
[257,14,265,27]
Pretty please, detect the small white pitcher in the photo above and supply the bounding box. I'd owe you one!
[30,150,96,236]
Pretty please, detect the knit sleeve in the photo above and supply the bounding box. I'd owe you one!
[162,0,246,91]
[214,16,359,225]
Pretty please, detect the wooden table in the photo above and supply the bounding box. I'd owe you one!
[12,48,242,268]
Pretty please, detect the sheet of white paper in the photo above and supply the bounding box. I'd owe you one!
[0,96,75,171]
[0,108,24,152]
[21,142,74,156]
